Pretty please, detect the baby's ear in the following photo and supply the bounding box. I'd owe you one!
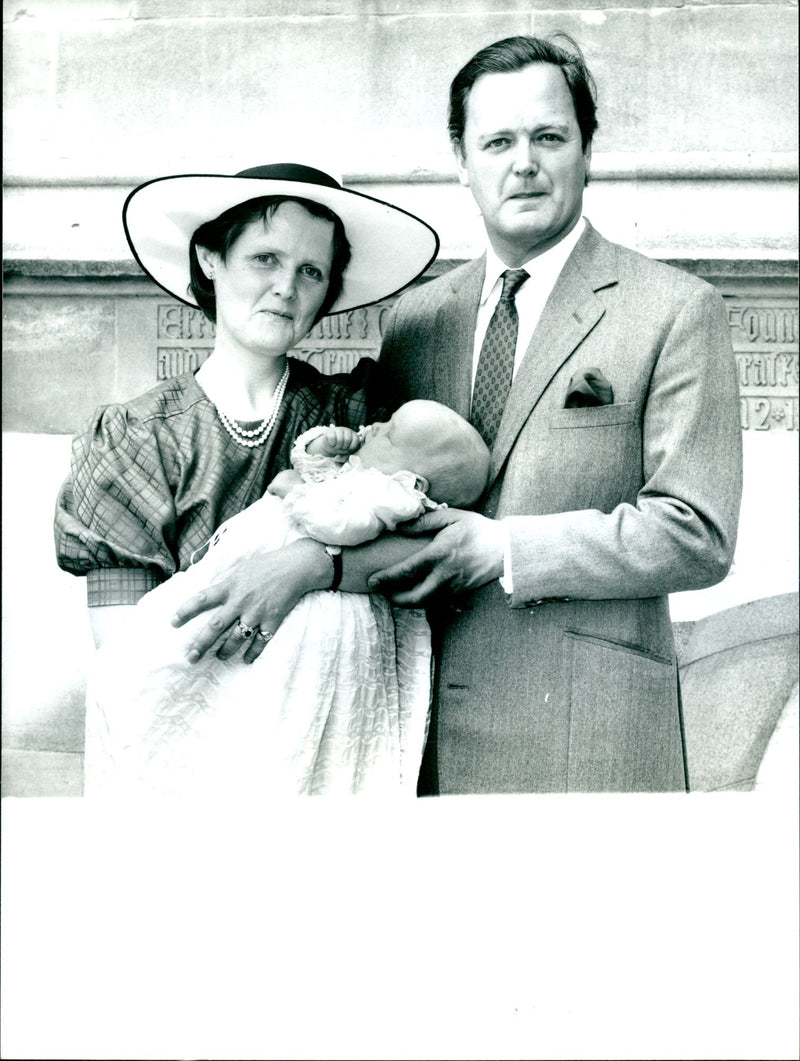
[414,474,430,494]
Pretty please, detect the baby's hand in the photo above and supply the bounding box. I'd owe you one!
[309,425,362,461]
[267,469,304,499]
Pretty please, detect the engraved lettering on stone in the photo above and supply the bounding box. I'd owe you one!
[739,396,798,432]
[157,304,216,341]
[352,308,369,339]
[293,348,366,374]
[152,298,800,431]
[158,305,185,340]
[726,298,799,431]
[309,315,346,341]
[735,350,799,430]
[186,309,214,340]
[155,295,382,380]
[304,306,382,346]
[157,346,213,379]
[736,352,799,389]
[727,304,798,346]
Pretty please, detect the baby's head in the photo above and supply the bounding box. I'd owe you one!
[358,400,490,507]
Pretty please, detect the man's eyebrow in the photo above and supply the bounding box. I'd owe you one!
[476,128,513,142]
[478,120,573,139]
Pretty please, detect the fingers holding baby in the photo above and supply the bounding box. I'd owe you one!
[173,537,331,663]
[173,400,493,661]
[368,506,507,605]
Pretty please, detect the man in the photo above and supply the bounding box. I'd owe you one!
[368,34,743,793]
[173,34,741,796]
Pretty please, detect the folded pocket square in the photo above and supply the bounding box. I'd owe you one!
[565,368,614,408]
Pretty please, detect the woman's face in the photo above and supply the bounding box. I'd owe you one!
[200,201,335,359]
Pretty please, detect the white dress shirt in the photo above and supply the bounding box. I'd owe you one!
[472,217,587,393]
[470,219,587,592]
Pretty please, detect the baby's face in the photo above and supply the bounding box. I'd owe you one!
[357,402,449,477]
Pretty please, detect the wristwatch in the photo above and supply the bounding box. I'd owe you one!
[324,544,343,591]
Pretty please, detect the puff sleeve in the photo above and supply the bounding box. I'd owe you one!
[55,404,179,605]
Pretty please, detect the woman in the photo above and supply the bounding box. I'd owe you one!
[84,401,488,796]
[55,162,438,790]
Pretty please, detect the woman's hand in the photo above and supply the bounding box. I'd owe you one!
[171,537,330,664]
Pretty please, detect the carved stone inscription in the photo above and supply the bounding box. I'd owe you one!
[727,299,799,431]
[293,305,386,373]
[155,302,388,380]
[154,296,799,431]
[156,305,215,379]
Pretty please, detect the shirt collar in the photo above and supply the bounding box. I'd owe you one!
[480,217,587,304]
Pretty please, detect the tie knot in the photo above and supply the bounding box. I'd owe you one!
[500,268,529,302]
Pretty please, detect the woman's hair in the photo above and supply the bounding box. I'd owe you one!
[448,34,599,155]
[189,195,351,323]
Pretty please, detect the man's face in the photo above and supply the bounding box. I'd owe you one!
[455,62,591,265]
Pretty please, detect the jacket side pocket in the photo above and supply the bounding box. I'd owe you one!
[564,631,686,792]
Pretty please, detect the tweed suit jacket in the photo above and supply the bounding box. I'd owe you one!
[379,221,743,794]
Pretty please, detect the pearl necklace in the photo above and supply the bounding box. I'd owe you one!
[215,364,290,449]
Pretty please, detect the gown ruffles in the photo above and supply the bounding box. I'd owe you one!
[85,493,432,797]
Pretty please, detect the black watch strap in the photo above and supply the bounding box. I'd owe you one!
[325,545,343,591]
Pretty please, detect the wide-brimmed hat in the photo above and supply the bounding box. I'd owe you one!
[123,163,439,315]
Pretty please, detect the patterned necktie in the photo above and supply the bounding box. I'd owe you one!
[470,268,529,448]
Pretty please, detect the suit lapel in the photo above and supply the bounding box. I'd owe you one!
[489,224,619,485]
[431,257,485,419]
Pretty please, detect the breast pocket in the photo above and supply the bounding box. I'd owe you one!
[549,401,639,430]
[536,402,642,512]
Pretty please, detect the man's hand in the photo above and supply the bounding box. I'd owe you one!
[367,508,506,605]
[171,537,330,663]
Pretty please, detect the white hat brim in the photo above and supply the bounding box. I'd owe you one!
[123,173,439,315]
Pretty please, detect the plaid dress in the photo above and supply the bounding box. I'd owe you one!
[55,356,389,606]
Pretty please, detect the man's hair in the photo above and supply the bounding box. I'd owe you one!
[189,195,351,324]
[448,34,599,153]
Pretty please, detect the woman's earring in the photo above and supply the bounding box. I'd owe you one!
[208,269,216,280]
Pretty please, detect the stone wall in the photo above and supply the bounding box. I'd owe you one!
[3,0,798,263]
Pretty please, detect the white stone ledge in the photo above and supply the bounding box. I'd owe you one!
[4,177,797,261]
[4,152,798,186]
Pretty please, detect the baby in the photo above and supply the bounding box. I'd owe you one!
[85,400,489,798]
[269,397,491,543]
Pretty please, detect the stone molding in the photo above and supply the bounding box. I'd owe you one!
[4,152,798,187]
[5,257,798,281]
[4,256,797,436]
